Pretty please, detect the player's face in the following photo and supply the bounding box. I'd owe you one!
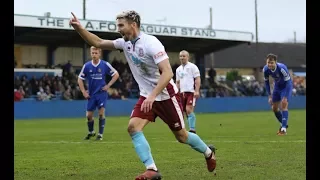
[90,49,100,61]
[267,59,276,70]
[179,52,189,64]
[117,18,134,41]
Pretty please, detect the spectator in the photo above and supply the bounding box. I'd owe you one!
[14,89,23,102]
[37,87,50,101]
[62,86,73,100]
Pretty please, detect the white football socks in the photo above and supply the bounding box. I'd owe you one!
[146,163,158,171]
[204,147,213,158]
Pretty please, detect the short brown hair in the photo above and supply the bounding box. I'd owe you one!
[266,53,277,61]
[116,10,141,28]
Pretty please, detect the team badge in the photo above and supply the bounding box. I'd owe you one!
[98,68,101,72]
[138,48,144,57]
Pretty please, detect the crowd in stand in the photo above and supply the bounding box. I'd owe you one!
[14,59,306,101]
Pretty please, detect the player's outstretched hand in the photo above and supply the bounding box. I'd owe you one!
[69,12,82,29]
[82,91,90,99]
[141,95,156,113]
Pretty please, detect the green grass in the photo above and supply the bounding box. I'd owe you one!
[14,110,306,180]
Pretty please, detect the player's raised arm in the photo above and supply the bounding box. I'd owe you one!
[69,12,118,51]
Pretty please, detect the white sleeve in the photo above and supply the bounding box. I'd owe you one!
[146,36,169,64]
[105,62,118,76]
[112,38,125,50]
[192,65,200,78]
[78,64,86,80]
[280,68,291,81]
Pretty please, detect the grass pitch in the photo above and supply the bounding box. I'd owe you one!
[14,110,306,180]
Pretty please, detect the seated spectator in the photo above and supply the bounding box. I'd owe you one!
[18,86,25,98]
[45,85,55,99]
[62,86,73,100]
[37,87,50,101]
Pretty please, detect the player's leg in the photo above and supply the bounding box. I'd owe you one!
[129,97,162,180]
[84,110,96,140]
[155,95,216,172]
[172,128,216,172]
[272,102,282,125]
[96,94,107,140]
[84,97,97,140]
[96,107,105,140]
[278,87,292,135]
[181,93,187,118]
[271,91,283,134]
[186,93,197,133]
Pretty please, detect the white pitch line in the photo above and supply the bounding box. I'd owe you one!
[14,140,306,144]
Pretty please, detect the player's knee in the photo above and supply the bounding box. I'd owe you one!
[127,118,149,134]
[272,105,279,112]
[98,114,105,119]
[86,113,94,121]
[127,121,142,134]
[281,101,288,110]
[127,123,137,134]
[173,130,188,143]
[186,108,193,115]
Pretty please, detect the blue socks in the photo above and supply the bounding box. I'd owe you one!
[281,110,289,128]
[130,131,157,170]
[274,111,282,124]
[87,119,94,133]
[187,113,196,131]
[99,118,106,135]
[87,117,106,135]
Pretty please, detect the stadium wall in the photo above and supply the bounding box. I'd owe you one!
[14,96,306,120]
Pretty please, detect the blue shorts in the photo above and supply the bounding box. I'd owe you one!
[87,92,107,111]
[272,84,293,103]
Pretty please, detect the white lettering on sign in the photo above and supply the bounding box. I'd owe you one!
[14,14,253,41]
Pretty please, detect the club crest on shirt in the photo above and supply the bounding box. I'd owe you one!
[138,48,144,57]
[98,68,101,72]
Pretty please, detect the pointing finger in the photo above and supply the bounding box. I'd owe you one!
[71,12,77,20]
